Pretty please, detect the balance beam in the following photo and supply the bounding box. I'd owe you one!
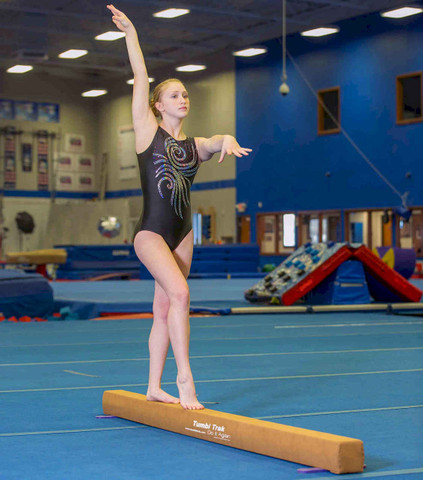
[6,249,67,264]
[103,390,364,474]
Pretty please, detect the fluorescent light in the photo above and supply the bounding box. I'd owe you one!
[7,65,33,74]
[176,64,206,72]
[59,49,88,59]
[82,89,108,97]
[153,8,190,18]
[127,77,155,85]
[301,27,339,37]
[381,7,423,18]
[95,31,126,41]
[233,47,267,57]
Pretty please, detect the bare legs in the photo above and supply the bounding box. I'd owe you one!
[133,230,203,410]
[146,281,179,404]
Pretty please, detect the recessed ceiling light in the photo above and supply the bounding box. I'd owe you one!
[7,65,33,74]
[58,49,88,59]
[82,89,108,97]
[233,47,267,57]
[95,31,126,41]
[301,27,339,37]
[153,8,190,18]
[127,77,155,85]
[381,7,423,18]
[176,64,206,72]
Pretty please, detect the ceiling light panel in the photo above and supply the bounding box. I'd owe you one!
[381,7,423,18]
[176,64,206,72]
[7,65,33,73]
[59,49,88,59]
[301,27,339,37]
[153,8,190,18]
[82,89,108,97]
[233,47,267,57]
[95,31,126,41]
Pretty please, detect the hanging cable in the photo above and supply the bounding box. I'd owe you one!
[279,0,290,95]
[282,0,286,82]
[280,41,407,207]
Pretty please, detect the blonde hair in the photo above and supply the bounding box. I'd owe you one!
[150,78,185,118]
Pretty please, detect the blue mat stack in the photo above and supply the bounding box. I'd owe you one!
[55,245,140,280]
[0,270,54,318]
[54,244,260,280]
[189,244,260,278]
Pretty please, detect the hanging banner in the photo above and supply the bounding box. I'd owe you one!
[0,99,15,120]
[56,153,75,171]
[78,154,95,172]
[65,133,85,153]
[55,172,76,191]
[15,101,37,121]
[38,103,60,123]
[4,130,17,189]
[21,142,33,172]
[77,173,95,191]
[37,135,49,191]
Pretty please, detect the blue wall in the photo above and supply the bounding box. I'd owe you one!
[236,11,423,241]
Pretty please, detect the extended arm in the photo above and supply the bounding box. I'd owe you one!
[107,4,156,129]
[196,135,252,163]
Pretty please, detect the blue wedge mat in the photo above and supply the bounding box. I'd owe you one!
[52,279,255,318]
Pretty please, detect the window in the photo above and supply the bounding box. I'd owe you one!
[257,213,296,254]
[192,213,202,245]
[397,72,422,124]
[260,215,277,254]
[283,214,296,247]
[318,87,340,135]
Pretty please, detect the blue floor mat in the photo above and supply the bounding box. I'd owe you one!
[51,278,423,319]
[1,313,422,479]
[52,279,254,318]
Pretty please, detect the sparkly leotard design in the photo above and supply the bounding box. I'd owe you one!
[154,136,199,219]
[133,126,200,251]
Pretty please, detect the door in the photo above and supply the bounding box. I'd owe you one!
[237,215,251,243]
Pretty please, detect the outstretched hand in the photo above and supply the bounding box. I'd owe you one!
[107,4,133,32]
[219,135,252,163]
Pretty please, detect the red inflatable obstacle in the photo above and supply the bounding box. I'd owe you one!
[281,244,353,306]
[353,245,422,303]
[245,242,422,306]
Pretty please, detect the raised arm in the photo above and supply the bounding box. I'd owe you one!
[195,135,252,163]
[107,5,156,134]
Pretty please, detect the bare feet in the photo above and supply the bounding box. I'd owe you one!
[177,375,204,410]
[146,388,180,404]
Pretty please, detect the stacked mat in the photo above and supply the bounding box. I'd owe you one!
[55,245,140,280]
[0,269,54,318]
[189,244,260,277]
[54,244,260,280]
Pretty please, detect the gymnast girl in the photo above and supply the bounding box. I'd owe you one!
[107,4,251,410]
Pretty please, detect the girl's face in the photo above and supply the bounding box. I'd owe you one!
[156,82,190,118]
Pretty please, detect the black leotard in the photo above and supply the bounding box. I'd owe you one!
[133,126,200,251]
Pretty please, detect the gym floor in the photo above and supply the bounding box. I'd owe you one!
[1,279,423,479]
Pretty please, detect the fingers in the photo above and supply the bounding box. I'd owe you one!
[232,148,251,157]
[107,4,121,15]
[218,147,251,163]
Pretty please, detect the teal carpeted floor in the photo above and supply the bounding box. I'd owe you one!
[52,278,256,317]
[1,309,423,479]
[51,278,423,319]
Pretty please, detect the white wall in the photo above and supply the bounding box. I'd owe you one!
[0,52,238,253]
